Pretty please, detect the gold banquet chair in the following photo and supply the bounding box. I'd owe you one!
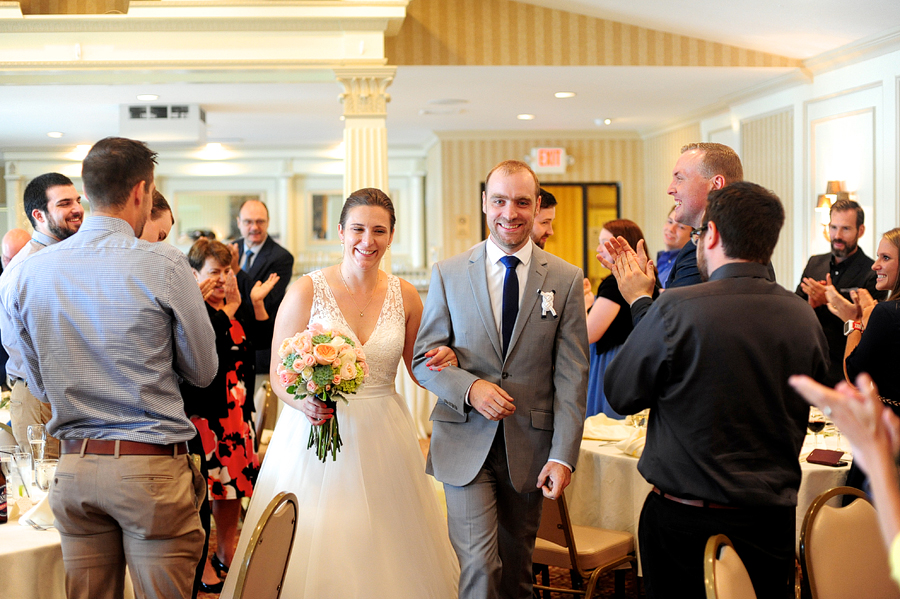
[800,486,900,599]
[532,491,637,599]
[703,534,757,599]
[224,492,299,599]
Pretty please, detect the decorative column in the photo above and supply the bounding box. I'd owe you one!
[335,67,395,197]
[4,162,27,233]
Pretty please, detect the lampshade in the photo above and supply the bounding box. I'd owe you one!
[824,180,845,195]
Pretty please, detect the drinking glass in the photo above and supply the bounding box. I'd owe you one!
[12,447,33,498]
[27,424,46,462]
[808,407,826,449]
[34,459,58,492]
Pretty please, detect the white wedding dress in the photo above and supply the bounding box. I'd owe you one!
[222,270,459,599]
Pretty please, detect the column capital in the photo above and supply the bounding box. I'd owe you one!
[334,67,396,118]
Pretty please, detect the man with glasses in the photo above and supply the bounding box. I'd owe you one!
[232,199,293,387]
[601,143,745,324]
[605,182,827,599]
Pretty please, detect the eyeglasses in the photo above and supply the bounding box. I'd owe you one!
[690,225,708,246]
[240,219,267,228]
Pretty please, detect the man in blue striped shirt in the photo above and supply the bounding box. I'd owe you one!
[0,137,218,599]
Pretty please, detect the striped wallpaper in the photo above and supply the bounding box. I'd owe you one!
[18,0,128,14]
[741,109,795,286]
[387,0,800,67]
[434,134,644,259]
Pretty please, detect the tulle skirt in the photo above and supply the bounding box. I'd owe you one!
[222,383,459,599]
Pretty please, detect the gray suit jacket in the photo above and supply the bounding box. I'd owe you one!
[413,242,589,493]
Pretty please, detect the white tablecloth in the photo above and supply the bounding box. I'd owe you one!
[566,434,851,569]
[0,522,66,599]
[0,519,137,599]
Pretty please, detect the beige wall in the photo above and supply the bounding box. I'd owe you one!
[388,0,800,67]
[433,134,643,259]
[742,109,794,285]
[641,124,702,240]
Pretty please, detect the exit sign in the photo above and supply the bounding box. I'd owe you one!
[531,147,567,174]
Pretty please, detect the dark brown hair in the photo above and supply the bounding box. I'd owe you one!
[339,188,396,232]
[703,182,784,264]
[188,238,232,271]
[603,219,645,252]
[82,137,157,210]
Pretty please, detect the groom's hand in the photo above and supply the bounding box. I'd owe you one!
[469,380,515,421]
[537,461,572,500]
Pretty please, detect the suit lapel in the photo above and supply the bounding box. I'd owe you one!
[507,247,548,356]
[467,242,504,360]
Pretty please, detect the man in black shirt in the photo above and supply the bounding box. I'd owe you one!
[796,199,884,386]
[605,182,828,599]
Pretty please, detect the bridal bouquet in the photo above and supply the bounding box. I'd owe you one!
[277,323,368,462]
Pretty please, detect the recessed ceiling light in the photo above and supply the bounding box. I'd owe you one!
[428,98,468,105]
[604,118,612,125]
[595,118,613,126]
[47,131,64,138]
[517,114,535,120]
[136,94,159,101]
[555,92,576,98]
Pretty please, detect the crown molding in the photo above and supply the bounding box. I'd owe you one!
[433,129,642,142]
[804,25,900,75]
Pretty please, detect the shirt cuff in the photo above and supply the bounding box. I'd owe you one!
[628,294,652,306]
[465,381,475,406]
[549,458,573,472]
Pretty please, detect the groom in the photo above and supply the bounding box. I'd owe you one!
[413,159,589,598]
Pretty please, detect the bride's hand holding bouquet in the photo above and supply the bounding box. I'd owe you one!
[276,322,369,462]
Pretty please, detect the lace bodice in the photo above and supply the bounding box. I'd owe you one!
[308,270,406,388]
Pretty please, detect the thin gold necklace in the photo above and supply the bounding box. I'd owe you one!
[339,267,379,317]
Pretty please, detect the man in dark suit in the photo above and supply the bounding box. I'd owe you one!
[796,198,885,386]
[232,199,293,381]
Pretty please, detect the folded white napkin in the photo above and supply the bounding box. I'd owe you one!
[615,427,646,458]
[582,413,632,441]
[19,492,54,527]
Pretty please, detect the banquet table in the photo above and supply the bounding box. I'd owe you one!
[566,434,851,568]
[0,517,136,599]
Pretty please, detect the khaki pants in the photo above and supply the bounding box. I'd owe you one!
[50,451,206,599]
[9,380,59,459]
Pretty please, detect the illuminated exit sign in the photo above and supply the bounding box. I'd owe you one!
[531,147,567,174]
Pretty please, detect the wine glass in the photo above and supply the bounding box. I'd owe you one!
[12,447,33,499]
[34,459,58,492]
[27,424,46,462]
[808,407,826,449]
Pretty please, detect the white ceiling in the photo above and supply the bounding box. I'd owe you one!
[1,1,899,153]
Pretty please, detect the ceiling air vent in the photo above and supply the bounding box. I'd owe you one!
[120,104,207,144]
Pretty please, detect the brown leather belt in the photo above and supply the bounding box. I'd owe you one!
[62,439,188,457]
[652,486,738,509]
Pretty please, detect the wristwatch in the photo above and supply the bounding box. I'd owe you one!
[843,320,864,336]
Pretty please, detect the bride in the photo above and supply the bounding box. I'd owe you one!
[222,188,459,598]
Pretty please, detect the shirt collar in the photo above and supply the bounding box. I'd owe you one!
[244,237,267,254]
[485,236,534,268]
[708,261,770,282]
[31,230,58,247]
[79,215,138,237]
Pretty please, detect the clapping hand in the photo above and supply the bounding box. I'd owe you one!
[229,242,241,273]
[824,274,862,321]
[582,278,594,312]
[789,373,900,474]
[599,237,656,305]
[424,346,458,371]
[251,273,280,304]
[222,272,241,318]
[198,278,217,301]
[800,276,828,308]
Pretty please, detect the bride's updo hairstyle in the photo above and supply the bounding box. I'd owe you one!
[340,188,396,232]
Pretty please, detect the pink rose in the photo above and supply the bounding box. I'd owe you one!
[278,338,294,358]
[303,353,317,368]
[306,380,317,394]
[308,322,325,336]
[280,371,298,387]
[361,362,369,377]
[292,359,305,372]
[340,360,356,381]
[354,347,366,362]
[313,343,338,365]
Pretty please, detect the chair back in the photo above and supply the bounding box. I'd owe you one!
[800,486,900,599]
[228,492,298,599]
[536,492,578,564]
[704,534,757,599]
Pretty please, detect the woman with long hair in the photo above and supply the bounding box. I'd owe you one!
[222,188,458,598]
[586,218,648,418]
